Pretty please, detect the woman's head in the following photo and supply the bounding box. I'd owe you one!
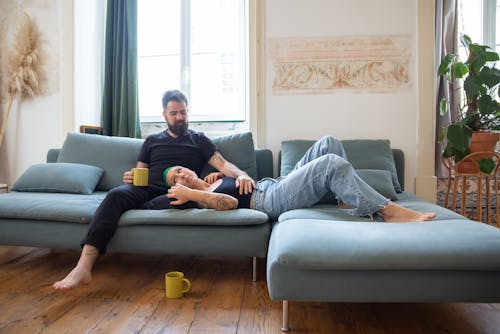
[164,166,198,188]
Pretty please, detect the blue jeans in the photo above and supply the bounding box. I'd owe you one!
[252,136,390,219]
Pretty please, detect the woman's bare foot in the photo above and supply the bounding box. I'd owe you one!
[53,266,92,290]
[379,202,436,222]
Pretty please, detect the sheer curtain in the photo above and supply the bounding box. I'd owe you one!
[435,0,459,177]
[74,0,106,129]
[101,0,141,138]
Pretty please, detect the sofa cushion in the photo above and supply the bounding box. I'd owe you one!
[280,139,402,193]
[278,192,466,223]
[201,132,257,179]
[0,192,107,223]
[342,139,402,192]
[12,163,104,195]
[269,219,500,270]
[57,132,144,191]
[119,208,269,226]
[356,169,398,200]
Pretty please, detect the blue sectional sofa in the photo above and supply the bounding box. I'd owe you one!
[2,132,500,332]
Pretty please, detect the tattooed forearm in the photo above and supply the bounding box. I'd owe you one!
[199,193,238,210]
[215,195,237,210]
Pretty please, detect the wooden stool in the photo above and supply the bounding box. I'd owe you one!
[443,151,500,225]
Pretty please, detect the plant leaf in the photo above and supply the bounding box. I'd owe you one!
[460,34,472,48]
[440,98,448,116]
[485,51,499,62]
[463,75,482,101]
[478,67,500,88]
[478,158,495,174]
[469,44,488,73]
[438,54,457,77]
[446,123,472,152]
[452,62,469,78]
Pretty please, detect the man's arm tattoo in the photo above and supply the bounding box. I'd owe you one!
[215,195,235,210]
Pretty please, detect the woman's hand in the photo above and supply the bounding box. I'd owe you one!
[204,172,224,184]
[167,183,193,205]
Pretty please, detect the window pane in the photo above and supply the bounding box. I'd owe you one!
[496,1,500,51]
[138,0,181,120]
[138,56,180,121]
[189,0,246,121]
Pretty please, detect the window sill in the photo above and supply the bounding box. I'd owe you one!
[140,121,250,139]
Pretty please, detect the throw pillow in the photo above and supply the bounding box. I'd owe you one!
[200,132,257,180]
[57,132,144,191]
[12,163,104,194]
[341,139,402,193]
[356,169,398,200]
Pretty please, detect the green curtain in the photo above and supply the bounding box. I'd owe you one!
[101,0,141,138]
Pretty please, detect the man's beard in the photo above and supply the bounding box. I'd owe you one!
[167,120,188,136]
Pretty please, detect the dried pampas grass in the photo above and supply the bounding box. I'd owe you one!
[0,13,46,149]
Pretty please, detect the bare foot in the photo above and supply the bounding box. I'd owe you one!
[379,202,436,222]
[53,266,92,291]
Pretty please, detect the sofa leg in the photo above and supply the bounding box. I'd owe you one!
[281,300,290,331]
[252,256,257,282]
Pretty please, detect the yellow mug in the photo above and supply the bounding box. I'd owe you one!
[165,271,191,299]
[132,167,149,186]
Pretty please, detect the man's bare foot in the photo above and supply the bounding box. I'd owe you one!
[379,202,436,222]
[53,266,92,291]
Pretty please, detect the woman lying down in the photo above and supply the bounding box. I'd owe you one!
[156,156,436,223]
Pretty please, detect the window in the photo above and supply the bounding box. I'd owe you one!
[458,0,498,54]
[137,0,248,123]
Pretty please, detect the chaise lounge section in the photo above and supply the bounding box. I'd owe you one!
[266,139,500,331]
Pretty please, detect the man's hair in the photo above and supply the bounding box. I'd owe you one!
[162,90,188,110]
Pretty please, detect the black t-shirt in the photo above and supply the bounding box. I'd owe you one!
[137,130,217,186]
[214,177,252,209]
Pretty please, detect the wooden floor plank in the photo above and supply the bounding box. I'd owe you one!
[236,280,282,334]
[1,246,500,334]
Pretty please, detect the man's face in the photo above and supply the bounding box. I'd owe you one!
[163,101,188,136]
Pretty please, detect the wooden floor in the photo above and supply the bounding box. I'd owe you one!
[1,246,500,334]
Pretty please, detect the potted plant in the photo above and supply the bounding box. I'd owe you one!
[438,34,500,174]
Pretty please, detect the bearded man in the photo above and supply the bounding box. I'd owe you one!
[53,89,255,291]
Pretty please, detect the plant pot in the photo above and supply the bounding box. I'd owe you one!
[457,131,500,173]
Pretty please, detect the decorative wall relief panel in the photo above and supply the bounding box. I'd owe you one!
[269,35,412,95]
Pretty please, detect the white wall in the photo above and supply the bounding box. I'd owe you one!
[265,0,421,192]
[0,0,74,186]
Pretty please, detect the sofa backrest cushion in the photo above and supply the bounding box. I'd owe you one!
[280,138,402,194]
[341,139,402,193]
[57,132,144,191]
[200,132,257,180]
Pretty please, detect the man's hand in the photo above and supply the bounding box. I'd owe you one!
[123,170,133,184]
[167,184,192,205]
[235,175,255,195]
[204,172,224,184]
